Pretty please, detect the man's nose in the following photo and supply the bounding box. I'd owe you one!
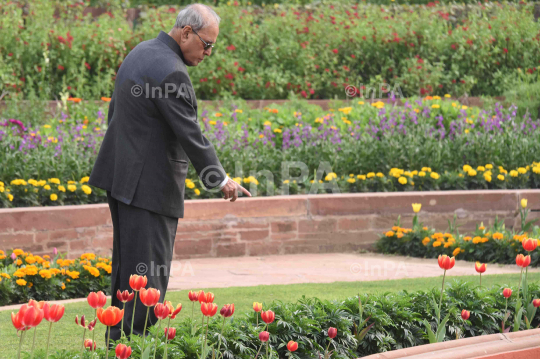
[204,48,212,56]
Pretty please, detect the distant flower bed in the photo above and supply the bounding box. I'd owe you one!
[0,249,111,306]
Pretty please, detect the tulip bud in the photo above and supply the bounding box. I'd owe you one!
[261,310,275,324]
[164,327,177,340]
[253,302,263,312]
[328,327,337,339]
[53,247,58,256]
[474,262,486,274]
[11,252,16,260]
[523,238,538,252]
[88,318,97,331]
[84,339,96,351]
[220,304,235,318]
[287,340,298,352]
[461,309,470,320]
[521,199,528,208]
[503,288,512,299]
[259,331,270,342]
[115,343,132,359]
[533,299,540,308]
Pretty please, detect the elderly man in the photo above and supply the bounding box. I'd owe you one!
[88,3,250,341]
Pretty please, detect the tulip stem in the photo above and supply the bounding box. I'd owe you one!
[152,319,162,359]
[92,308,96,355]
[517,268,524,303]
[17,330,26,359]
[216,316,226,358]
[254,342,263,359]
[204,316,209,355]
[142,307,150,353]
[266,341,269,359]
[130,291,138,345]
[504,298,509,330]
[80,328,86,359]
[121,302,126,339]
[479,273,482,287]
[191,302,195,332]
[105,326,111,359]
[45,321,53,359]
[30,326,37,359]
[164,317,171,359]
[438,269,447,325]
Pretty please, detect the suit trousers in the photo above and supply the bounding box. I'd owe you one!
[105,190,178,342]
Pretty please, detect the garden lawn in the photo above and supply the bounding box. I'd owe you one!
[3,272,540,358]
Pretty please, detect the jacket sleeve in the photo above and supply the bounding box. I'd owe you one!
[152,70,227,191]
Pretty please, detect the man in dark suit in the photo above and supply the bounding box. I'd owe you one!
[88,3,251,341]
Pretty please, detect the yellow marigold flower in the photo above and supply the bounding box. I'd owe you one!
[493,232,504,240]
[482,237,489,243]
[50,193,58,201]
[194,189,201,196]
[81,253,96,261]
[39,270,52,279]
[25,256,36,264]
[1,273,10,279]
[16,258,22,265]
[398,177,407,185]
[462,105,468,110]
[386,231,395,237]
[453,247,461,256]
[81,185,92,195]
[485,164,493,169]
[61,283,66,290]
[431,104,440,109]
[479,225,485,230]
[476,166,485,172]
[418,171,426,177]
[422,237,431,246]
[25,266,38,276]
[367,172,375,178]
[484,174,492,182]
[444,94,451,98]
[433,241,442,247]
[43,185,51,190]
[67,184,77,192]
[430,172,440,180]
[16,279,27,286]
[376,172,384,178]
[468,169,477,177]
[48,178,61,184]
[80,176,90,183]
[397,233,404,239]
[510,170,518,177]
[347,178,356,183]
[472,236,482,244]
[421,167,432,172]
[215,113,223,117]
[186,181,195,189]
[518,167,527,174]
[357,175,366,180]
[497,175,505,181]
[273,128,282,133]
[57,185,66,192]
[13,270,26,278]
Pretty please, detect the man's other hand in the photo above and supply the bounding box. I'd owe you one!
[221,178,252,202]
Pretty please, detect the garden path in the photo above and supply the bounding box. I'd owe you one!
[1,252,535,312]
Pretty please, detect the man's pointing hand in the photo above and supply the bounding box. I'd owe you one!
[221,178,252,202]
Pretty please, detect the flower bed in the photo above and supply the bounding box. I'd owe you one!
[0,249,111,306]
[2,97,540,207]
[3,1,539,100]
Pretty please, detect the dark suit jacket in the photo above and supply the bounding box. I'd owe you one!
[88,31,227,218]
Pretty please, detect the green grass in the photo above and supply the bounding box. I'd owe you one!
[3,272,540,358]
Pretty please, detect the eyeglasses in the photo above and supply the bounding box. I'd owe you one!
[182,26,214,50]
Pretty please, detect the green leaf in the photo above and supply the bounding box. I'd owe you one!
[423,319,437,344]
[436,312,451,343]
[141,345,152,359]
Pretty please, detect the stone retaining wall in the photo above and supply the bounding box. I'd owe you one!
[0,190,539,259]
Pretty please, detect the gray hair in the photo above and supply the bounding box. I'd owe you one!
[173,4,220,32]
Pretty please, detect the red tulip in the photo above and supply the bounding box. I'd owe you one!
[115,343,132,359]
[533,299,540,308]
[516,254,531,268]
[189,290,203,302]
[475,262,486,273]
[461,309,470,320]
[253,302,263,312]
[169,303,182,319]
[87,318,97,331]
[139,288,160,307]
[261,310,275,324]
[328,327,337,339]
[116,290,134,303]
[43,303,65,322]
[201,302,218,317]
[22,304,44,328]
[199,291,215,304]
[154,303,170,320]
[503,288,513,298]
[87,291,107,309]
[438,255,455,270]
[287,340,298,351]
[164,327,176,340]
[129,274,147,291]
[220,304,235,318]
[84,339,96,351]
[11,305,30,331]
[523,238,538,252]
[97,306,124,326]
[29,299,46,310]
[259,331,270,342]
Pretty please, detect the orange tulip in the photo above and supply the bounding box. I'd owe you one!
[67,97,82,103]
[22,304,44,328]
[87,291,107,309]
[189,290,203,302]
[43,303,65,323]
[201,302,218,317]
[220,304,235,318]
[516,254,531,268]
[116,290,134,303]
[140,288,160,307]
[438,255,455,270]
[199,291,215,304]
[97,306,124,327]
[129,274,147,291]
[261,310,275,324]
[523,238,538,252]
[475,262,486,273]
[115,343,132,359]
[287,340,298,351]
[503,288,513,298]
[253,302,263,312]
[154,303,170,320]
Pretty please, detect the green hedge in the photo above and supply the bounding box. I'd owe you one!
[2,1,539,100]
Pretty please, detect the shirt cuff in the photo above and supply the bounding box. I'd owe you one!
[216,176,229,191]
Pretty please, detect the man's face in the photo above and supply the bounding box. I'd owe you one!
[180,24,219,67]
